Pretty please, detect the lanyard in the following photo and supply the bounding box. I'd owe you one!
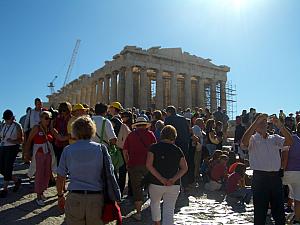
[1,123,15,141]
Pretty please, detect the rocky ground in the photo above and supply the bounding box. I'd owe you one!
[0,154,290,225]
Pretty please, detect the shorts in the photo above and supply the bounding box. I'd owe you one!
[128,165,148,201]
[283,171,300,201]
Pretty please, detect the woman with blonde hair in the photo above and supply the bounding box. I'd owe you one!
[24,111,68,206]
[146,125,188,225]
[56,116,120,225]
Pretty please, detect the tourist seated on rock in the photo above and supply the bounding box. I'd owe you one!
[226,163,252,205]
[205,154,228,191]
[208,150,222,172]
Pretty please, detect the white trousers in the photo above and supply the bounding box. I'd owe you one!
[149,184,180,225]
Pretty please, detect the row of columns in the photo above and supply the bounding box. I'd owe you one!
[63,68,226,111]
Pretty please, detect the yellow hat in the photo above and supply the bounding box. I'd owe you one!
[110,102,123,110]
[72,103,88,111]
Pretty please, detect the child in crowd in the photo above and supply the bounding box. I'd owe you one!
[226,163,252,205]
[205,154,228,191]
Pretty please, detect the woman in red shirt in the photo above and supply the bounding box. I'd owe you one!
[24,111,67,206]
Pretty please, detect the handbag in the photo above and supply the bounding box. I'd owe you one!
[101,146,122,225]
[98,118,124,170]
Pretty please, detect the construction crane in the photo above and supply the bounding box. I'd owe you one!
[63,39,81,87]
[48,75,58,94]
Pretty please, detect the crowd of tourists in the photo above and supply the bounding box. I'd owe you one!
[1,97,300,225]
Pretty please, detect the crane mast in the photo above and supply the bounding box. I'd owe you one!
[63,39,81,87]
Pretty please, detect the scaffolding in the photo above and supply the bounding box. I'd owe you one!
[204,80,237,120]
[225,80,237,120]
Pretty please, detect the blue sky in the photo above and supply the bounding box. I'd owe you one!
[0,0,299,120]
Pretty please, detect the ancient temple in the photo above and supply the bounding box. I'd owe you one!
[47,46,230,111]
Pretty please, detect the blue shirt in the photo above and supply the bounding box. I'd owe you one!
[57,140,104,191]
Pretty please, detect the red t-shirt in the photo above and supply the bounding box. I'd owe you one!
[123,128,156,167]
[226,172,242,194]
[210,162,227,182]
[33,127,53,144]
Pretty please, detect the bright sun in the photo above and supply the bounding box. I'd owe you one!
[231,0,244,10]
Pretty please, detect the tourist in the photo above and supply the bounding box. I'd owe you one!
[205,119,219,156]
[191,112,200,126]
[123,117,157,221]
[56,116,119,225]
[215,121,223,150]
[92,103,117,146]
[108,101,129,196]
[279,109,286,124]
[183,108,192,119]
[154,120,164,141]
[120,111,134,130]
[19,107,31,129]
[24,111,68,206]
[234,116,246,155]
[24,98,44,140]
[204,108,212,121]
[282,122,300,225]
[52,102,72,166]
[192,118,204,180]
[150,110,163,132]
[213,107,223,123]
[67,103,88,144]
[241,113,293,225]
[146,125,188,225]
[0,110,23,198]
[164,106,190,187]
[204,154,228,191]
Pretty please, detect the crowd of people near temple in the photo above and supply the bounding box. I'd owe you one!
[1,97,300,225]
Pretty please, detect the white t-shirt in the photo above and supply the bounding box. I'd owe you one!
[92,115,117,145]
[0,122,21,146]
[248,132,285,172]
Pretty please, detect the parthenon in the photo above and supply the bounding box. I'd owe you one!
[47,46,230,111]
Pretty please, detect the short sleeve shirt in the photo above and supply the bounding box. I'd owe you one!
[92,116,117,145]
[149,142,185,185]
[123,128,156,167]
[248,132,285,171]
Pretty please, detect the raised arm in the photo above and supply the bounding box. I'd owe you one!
[272,117,293,146]
[241,114,266,148]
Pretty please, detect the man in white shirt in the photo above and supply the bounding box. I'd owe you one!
[92,103,117,146]
[241,113,293,225]
[24,98,43,137]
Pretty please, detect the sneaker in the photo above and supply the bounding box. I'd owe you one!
[0,190,8,198]
[13,179,22,192]
[132,213,142,221]
[36,199,45,206]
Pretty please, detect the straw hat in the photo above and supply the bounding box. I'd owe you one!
[132,117,151,128]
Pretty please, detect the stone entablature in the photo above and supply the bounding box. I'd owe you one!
[47,46,230,111]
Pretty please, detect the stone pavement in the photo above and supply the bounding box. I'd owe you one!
[0,155,283,225]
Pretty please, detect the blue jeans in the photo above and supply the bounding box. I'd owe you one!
[228,187,252,204]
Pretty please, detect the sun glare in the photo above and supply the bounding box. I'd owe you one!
[231,0,244,11]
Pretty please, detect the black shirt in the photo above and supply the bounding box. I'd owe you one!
[234,124,246,143]
[149,142,185,186]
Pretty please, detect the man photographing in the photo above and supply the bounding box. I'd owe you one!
[241,113,293,225]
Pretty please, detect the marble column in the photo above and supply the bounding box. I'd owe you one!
[104,75,110,104]
[184,74,192,108]
[81,87,86,104]
[210,81,217,112]
[96,79,103,103]
[198,77,205,108]
[86,86,91,106]
[170,72,178,108]
[90,82,96,107]
[139,67,148,110]
[156,70,164,109]
[118,68,125,106]
[220,81,227,110]
[110,71,118,102]
[72,92,77,105]
[76,90,81,104]
[124,67,133,108]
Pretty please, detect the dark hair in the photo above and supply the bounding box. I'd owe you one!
[58,102,72,113]
[166,106,176,115]
[234,163,246,176]
[153,110,162,120]
[95,103,108,115]
[34,98,41,104]
[3,110,13,120]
